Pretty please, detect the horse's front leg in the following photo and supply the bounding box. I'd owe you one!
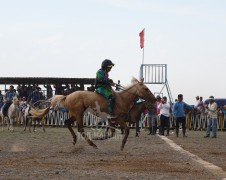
[11,118,14,131]
[33,118,36,132]
[117,118,130,151]
[27,117,32,132]
[6,117,10,131]
[106,120,116,139]
[65,117,77,145]
[23,115,27,131]
[8,117,14,131]
[77,119,97,149]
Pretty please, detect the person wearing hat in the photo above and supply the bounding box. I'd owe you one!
[95,59,116,118]
[2,85,17,116]
[173,94,193,137]
[204,96,218,138]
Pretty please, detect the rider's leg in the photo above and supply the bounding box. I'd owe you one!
[108,95,116,118]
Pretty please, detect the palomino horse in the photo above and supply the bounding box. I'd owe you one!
[30,78,156,150]
[0,96,19,131]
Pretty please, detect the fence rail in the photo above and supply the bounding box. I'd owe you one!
[2,111,226,130]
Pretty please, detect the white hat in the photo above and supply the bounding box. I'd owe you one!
[209,96,214,100]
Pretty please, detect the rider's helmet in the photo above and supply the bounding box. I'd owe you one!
[101,59,115,69]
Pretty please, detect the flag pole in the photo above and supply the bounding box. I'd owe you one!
[142,46,144,64]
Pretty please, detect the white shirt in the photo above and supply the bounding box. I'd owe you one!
[207,102,218,118]
[158,102,171,117]
[194,100,200,108]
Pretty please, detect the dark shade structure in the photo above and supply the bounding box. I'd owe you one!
[0,77,95,86]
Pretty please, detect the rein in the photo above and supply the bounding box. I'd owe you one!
[114,83,150,101]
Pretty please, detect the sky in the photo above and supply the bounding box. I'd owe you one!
[0,0,226,104]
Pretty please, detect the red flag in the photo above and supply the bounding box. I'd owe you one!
[139,28,145,49]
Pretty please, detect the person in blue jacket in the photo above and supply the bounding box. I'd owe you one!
[173,94,193,137]
[2,85,17,116]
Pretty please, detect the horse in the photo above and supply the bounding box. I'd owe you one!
[23,102,50,133]
[105,99,152,138]
[0,96,19,131]
[30,77,156,150]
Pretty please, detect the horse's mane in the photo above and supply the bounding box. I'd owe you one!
[117,77,140,93]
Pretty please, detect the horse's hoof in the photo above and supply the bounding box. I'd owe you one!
[93,145,98,149]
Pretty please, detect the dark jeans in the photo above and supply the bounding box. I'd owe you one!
[175,116,186,129]
[160,114,170,135]
[2,102,12,116]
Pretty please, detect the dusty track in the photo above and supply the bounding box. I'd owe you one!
[0,126,225,179]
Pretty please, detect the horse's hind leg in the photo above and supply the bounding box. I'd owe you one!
[77,120,98,149]
[65,117,77,145]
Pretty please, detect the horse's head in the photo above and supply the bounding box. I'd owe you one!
[131,77,155,100]
[12,96,19,105]
[131,77,156,104]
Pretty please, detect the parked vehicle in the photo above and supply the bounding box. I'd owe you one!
[204,98,226,108]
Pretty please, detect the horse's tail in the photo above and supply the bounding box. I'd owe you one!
[29,106,51,118]
[28,95,67,118]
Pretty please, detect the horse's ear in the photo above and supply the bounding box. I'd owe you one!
[131,77,139,84]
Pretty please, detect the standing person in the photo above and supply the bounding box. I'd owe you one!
[204,96,218,138]
[147,96,159,135]
[2,85,17,116]
[194,96,200,109]
[44,84,53,99]
[158,96,171,136]
[95,59,116,118]
[173,94,193,137]
[156,95,162,134]
[0,90,4,109]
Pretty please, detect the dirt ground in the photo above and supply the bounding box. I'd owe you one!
[0,125,226,180]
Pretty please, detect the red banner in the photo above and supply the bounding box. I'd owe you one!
[139,28,145,49]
